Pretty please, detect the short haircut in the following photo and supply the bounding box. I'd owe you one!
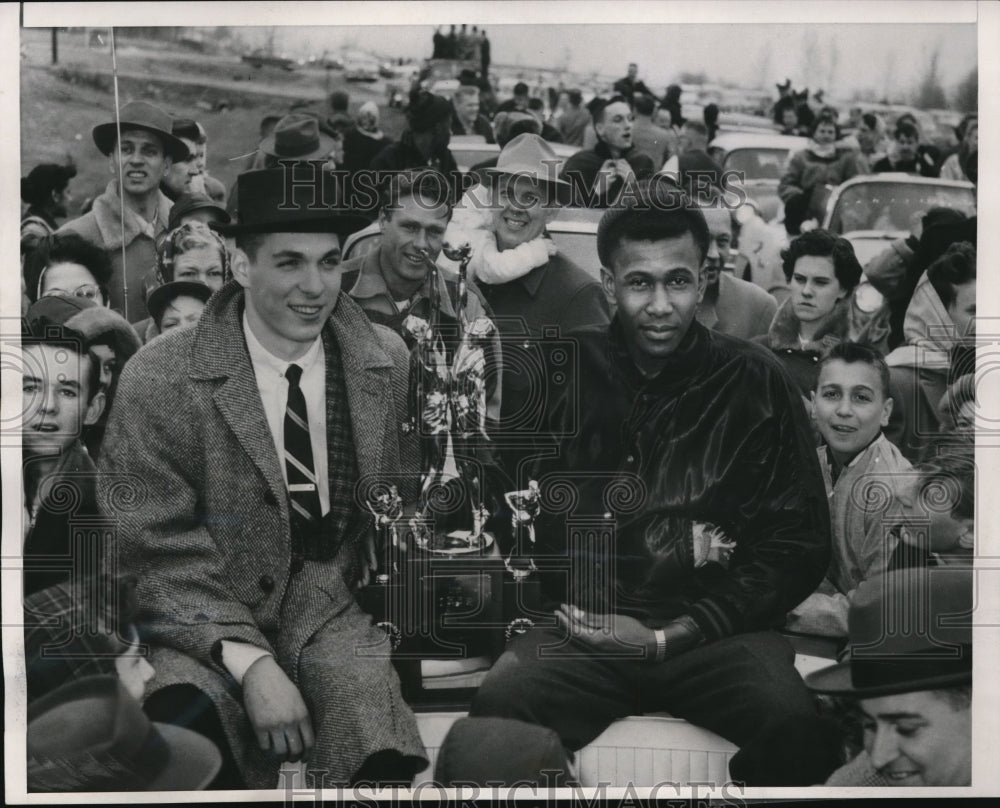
[513,82,529,96]
[379,169,455,217]
[913,444,975,521]
[22,326,102,403]
[816,342,891,399]
[810,112,838,138]
[454,84,479,102]
[234,232,266,262]
[683,120,708,139]
[593,95,631,124]
[568,89,583,107]
[927,241,976,310]
[597,177,711,269]
[894,121,920,141]
[780,229,863,290]
[633,94,655,117]
[24,233,114,304]
[860,112,880,132]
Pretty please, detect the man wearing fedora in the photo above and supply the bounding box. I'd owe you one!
[452,133,609,477]
[59,100,189,323]
[226,113,338,217]
[99,167,428,788]
[807,568,973,787]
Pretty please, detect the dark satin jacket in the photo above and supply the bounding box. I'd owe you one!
[534,318,830,640]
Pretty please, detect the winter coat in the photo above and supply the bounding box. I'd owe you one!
[533,318,831,640]
[98,280,425,787]
[58,182,172,323]
[778,145,868,221]
[560,141,655,208]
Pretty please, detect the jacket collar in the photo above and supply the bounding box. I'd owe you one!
[766,296,850,352]
[91,181,171,251]
[349,245,459,319]
[608,315,708,390]
[189,279,393,381]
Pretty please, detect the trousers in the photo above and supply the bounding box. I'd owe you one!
[469,627,827,785]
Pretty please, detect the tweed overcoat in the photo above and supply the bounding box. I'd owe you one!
[98,279,425,787]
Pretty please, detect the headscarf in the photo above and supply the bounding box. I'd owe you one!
[154,220,231,286]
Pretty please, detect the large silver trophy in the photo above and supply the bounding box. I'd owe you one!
[408,242,495,553]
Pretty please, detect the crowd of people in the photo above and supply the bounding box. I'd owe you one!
[18,48,977,794]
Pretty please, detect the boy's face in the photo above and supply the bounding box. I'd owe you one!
[859,690,971,786]
[22,344,104,458]
[812,359,892,465]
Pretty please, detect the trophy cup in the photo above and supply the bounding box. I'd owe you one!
[366,485,403,584]
[504,481,541,580]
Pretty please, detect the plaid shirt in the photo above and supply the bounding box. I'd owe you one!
[23,582,124,704]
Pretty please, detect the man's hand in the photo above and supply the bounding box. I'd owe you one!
[613,158,635,182]
[243,655,314,763]
[594,159,621,191]
[555,604,655,657]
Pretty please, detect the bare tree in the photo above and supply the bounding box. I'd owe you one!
[914,44,947,109]
[952,67,977,113]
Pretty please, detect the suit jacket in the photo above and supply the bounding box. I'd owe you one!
[98,280,419,785]
[696,272,778,342]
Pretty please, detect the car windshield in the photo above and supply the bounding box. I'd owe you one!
[724,148,790,181]
[828,182,976,234]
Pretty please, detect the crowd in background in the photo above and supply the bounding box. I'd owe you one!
[18,43,978,794]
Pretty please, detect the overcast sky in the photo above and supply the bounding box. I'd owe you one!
[237,22,976,100]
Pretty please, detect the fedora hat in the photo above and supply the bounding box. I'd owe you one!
[214,167,371,237]
[167,191,231,232]
[27,675,221,791]
[486,133,570,203]
[806,568,973,698]
[92,101,191,162]
[259,113,336,160]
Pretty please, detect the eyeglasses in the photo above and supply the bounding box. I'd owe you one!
[41,284,102,302]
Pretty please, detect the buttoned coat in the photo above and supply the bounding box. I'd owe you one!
[98,279,425,787]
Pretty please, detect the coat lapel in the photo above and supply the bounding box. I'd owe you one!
[190,282,287,510]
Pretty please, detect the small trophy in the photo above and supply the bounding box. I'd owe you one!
[366,485,403,584]
[504,480,541,580]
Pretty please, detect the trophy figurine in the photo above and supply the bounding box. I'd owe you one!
[504,481,541,580]
[366,485,403,583]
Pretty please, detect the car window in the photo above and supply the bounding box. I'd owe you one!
[829,182,976,234]
[724,148,790,181]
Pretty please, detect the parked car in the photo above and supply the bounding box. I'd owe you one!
[344,62,380,82]
[241,50,297,71]
[821,174,976,266]
[708,132,809,222]
[342,205,605,279]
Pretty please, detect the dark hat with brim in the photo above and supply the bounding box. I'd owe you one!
[214,167,371,238]
[259,113,335,160]
[93,100,191,162]
[27,675,222,791]
[146,281,214,327]
[806,568,973,698]
[167,192,231,232]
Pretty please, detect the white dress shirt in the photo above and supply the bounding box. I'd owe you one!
[220,315,331,684]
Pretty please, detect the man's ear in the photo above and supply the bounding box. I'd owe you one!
[600,266,617,305]
[880,396,894,427]
[231,247,252,289]
[84,389,106,428]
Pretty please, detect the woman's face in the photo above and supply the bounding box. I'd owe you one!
[813,121,838,145]
[173,245,226,291]
[790,254,846,324]
[39,261,105,306]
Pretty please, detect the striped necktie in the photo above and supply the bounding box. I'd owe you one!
[284,364,322,535]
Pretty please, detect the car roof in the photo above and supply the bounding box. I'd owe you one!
[709,132,810,151]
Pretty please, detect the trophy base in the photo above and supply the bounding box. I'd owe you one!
[414,529,495,555]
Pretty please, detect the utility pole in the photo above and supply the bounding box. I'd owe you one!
[51,27,58,65]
